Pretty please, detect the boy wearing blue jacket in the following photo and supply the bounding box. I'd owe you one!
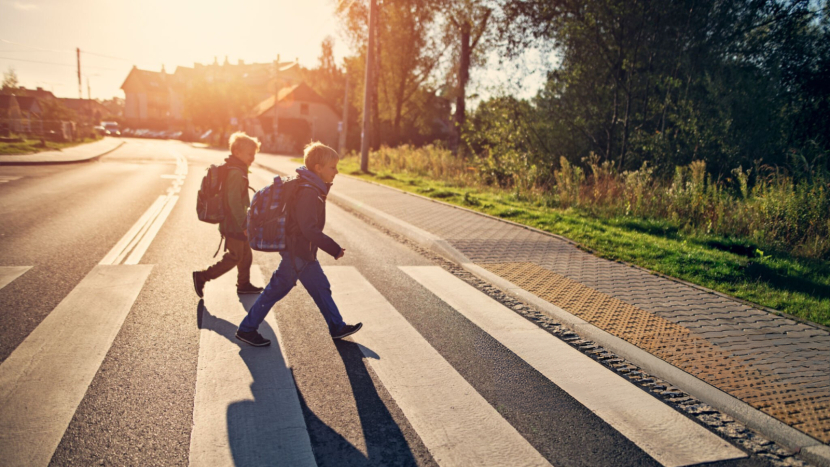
[235,142,362,346]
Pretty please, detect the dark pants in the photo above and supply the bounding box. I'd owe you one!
[201,236,252,287]
[238,252,345,335]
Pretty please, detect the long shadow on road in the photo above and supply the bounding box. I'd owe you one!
[198,298,423,466]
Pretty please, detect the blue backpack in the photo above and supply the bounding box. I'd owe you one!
[247,175,301,252]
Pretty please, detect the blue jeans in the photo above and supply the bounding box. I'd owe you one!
[238,252,346,335]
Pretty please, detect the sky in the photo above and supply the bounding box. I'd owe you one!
[0,0,548,103]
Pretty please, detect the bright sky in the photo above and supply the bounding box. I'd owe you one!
[0,0,549,103]
[0,0,348,99]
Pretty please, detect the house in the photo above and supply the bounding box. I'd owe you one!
[120,57,302,130]
[120,66,173,129]
[0,94,43,134]
[58,98,110,123]
[246,83,340,153]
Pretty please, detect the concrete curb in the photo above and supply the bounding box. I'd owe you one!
[254,159,830,465]
[0,139,126,166]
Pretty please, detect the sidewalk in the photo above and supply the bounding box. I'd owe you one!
[0,137,125,165]
[256,154,830,465]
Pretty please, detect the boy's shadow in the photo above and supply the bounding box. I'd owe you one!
[196,299,419,466]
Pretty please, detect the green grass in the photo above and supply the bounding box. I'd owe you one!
[333,156,830,327]
[0,137,101,156]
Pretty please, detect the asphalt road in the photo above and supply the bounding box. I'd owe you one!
[0,139,770,467]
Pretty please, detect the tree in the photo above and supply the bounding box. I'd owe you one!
[2,67,19,93]
[336,0,448,146]
[443,0,493,153]
[497,0,829,175]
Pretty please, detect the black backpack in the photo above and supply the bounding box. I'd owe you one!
[196,164,246,224]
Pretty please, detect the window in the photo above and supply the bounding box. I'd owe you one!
[300,103,309,115]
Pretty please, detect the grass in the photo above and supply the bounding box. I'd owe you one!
[0,137,101,156]
[333,155,830,328]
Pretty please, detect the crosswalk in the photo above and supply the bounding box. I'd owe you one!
[0,258,750,466]
[0,175,23,184]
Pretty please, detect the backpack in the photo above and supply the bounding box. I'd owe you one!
[247,175,301,252]
[196,164,246,224]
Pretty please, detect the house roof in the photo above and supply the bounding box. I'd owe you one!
[59,98,109,115]
[15,96,41,113]
[0,94,18,110]
[251,83,335,117]
[121,66,169,92]
[24,87,56,101]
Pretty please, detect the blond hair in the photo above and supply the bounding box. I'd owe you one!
[229,132,261,155]
[303,141,339,169]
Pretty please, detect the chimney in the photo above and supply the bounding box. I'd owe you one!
[161,64,166,74]
[238,59,244,66]
[36,87,43,91]
[224,55,229,65]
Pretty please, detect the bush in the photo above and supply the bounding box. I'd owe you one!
[355,145,830,260]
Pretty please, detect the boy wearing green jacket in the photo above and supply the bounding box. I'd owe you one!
[193,132,263,297]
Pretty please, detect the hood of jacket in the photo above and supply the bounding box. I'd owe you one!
[296,166,331,195]
[224,154,249,170]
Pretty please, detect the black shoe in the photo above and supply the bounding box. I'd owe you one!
[235,330,271,347]
[332,322,363,340]
[193,271,206,298]
[237,283,264,294]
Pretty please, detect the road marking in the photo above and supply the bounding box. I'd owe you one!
[0,264,153,467]
[189,266,316,467]
[329,266,552,467]
[401,266,747,467]
[0,266,31,290]
[0,175,22,183]
[99,150,187,265]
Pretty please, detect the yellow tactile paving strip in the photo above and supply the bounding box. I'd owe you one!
[483,262,830,443]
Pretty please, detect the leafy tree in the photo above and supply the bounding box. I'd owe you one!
[336,0,447,146]
[40,99,77,122]
[497,0,830,176]
[2,67,19,93]
[442,0,493,153]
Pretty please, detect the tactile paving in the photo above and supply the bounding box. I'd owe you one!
[484,262,830,443]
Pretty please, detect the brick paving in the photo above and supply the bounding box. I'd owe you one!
[258,156,830,445]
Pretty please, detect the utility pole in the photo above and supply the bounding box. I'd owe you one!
[87,77,91,100]
[273,54,280,152]
[76,48,82,99]
[359,0,376,173]
[339,72,349,156]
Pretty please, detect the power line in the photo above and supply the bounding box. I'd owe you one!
[0,56,118,71]
[0,39,133,63]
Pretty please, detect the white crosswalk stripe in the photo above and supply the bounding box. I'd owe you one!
[0,175,23,183]
[329,266,553,467]
[400,265,747,467]
[0,266,30,290]
[0,264,153,467]
[189,266,316,467]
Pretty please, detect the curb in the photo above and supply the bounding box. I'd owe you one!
[254,160,830,465]
[0,140,126,166]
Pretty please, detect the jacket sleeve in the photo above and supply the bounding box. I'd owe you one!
[224,169,249,233]
[293,187,342,257]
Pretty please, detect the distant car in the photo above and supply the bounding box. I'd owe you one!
[101,121,121,137]
[93,125,106,136]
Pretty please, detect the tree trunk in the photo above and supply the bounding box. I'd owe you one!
[371,5,382,150]
[453,24,471,155]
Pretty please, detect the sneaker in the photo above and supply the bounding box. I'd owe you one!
[235,330,271,347]
[193,271,206,298]
[237,283,264,294]
[331,322,363,340]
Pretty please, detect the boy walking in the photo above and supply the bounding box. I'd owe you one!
[193,132,263,297]
[235,142,362,346]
